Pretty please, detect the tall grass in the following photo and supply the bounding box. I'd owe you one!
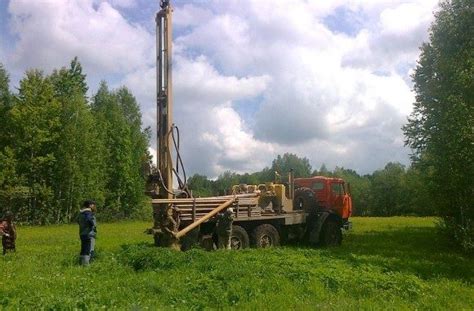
[1,217,473,309]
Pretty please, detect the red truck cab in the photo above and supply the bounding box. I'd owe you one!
[294,176,353,221]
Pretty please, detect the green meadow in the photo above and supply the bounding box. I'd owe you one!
[1,217,473,310]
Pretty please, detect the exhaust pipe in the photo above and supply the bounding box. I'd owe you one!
[288,169,295,200]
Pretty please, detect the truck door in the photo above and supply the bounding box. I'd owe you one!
[330,182,344,216]
[311,180,326,209]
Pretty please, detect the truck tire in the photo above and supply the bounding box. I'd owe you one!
[293,187,316,211]
[230,225,250,250]
[252,224,280,248]
[319,218,342,247]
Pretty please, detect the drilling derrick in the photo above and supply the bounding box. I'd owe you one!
[156,0,173,200]
[149,0,352,250]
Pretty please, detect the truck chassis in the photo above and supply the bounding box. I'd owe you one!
[152,192,344,250]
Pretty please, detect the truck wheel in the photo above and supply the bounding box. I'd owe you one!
[230,225,250,250]
[293,187,316,211]
[319,218,342,247]
[252,224,280,248]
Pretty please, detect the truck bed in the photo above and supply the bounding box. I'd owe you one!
[151,194,307,226]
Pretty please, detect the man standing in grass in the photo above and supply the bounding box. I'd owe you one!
[90,203,98,261]
[78,200,97,265]
[1,211,17,255]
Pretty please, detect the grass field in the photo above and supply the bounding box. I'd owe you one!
[1,217,473,310]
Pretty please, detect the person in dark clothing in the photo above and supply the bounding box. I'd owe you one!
[1,211,17,255]
[89,203,98,261]
[78,200,97,265]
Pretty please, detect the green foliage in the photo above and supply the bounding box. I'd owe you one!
[92,82,149,220]
[188,153,313,196]
[403,0,474,251]
[215,171,241,195]
[188,159,435,217]
[0,63,12,148]
[8,70,62,223]
[0,218,473,309]
[187,174,214,197]
[48,59,105,223]
[271,152,312,178]
[0,148,30,215]
[0,65,21,210]
[0,60,149,224]
[369,163,406,216]
[313,163,330,176]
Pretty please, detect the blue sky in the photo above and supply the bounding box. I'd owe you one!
[324,6,365,36]
[0,0,439,177]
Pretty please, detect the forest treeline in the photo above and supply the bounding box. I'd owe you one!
[0,58,432,224]
[0,59,151,224]
[403,0,473,252]
[188,153,434,217]
[0,0,471,253]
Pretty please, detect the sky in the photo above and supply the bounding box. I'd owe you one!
[0,0,440,177]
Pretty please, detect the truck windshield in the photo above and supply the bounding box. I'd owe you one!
[312,182,324,190]
[331,183,343,195]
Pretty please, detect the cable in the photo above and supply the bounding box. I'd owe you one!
[164,124,191,198]
[156,168,175,195]
[171,125,187,185]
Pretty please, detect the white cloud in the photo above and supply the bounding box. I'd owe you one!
[170,56,273,176]
[0,0,439,177]
[174,4,213,27]
[341,0,438,72]
[174,56,269,106]
[194,105,275,175]
[171,0,436,174]
[121,55,271,177]
[8,0,152,75]
[379,2,435,35]
[93,0,138,9]
[106,0,137,9]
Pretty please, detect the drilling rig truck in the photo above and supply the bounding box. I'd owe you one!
[149,0,352,250]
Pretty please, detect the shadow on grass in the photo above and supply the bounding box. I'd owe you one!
[318,226,474,283]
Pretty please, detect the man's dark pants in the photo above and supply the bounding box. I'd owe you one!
[80,235,91,256]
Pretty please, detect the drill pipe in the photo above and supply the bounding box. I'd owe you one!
[175,197,235,239]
